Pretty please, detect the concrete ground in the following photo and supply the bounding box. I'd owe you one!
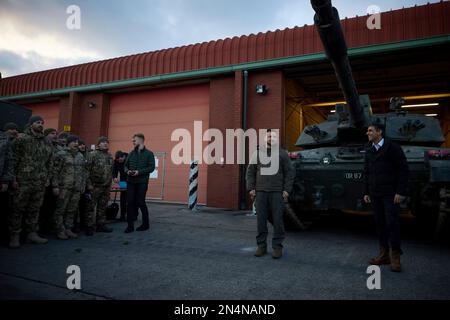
[1,203,450,300]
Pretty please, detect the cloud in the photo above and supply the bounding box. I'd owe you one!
[0,49,92,78]
[0,15,101,62]
[0,0,442,78]
[0,0,106,77]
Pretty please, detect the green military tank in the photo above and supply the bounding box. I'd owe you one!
[285,0,450,240]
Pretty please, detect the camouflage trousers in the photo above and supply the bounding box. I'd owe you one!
[9,184,46,235]
[85,185,111,227]
[54,188,81,233]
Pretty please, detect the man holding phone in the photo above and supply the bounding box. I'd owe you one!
[124,133,155,233]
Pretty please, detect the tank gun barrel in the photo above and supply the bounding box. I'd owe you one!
[311,0,366,128]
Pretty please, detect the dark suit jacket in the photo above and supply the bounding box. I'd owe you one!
[363,138,409,197]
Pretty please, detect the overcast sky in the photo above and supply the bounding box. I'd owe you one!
[0,0,440,78]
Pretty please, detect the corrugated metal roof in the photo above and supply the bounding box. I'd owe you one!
[1,1,449,97]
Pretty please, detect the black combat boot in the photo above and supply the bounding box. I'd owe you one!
[85,227,94,236]
[96,224,113,233]
[136,224,149,232]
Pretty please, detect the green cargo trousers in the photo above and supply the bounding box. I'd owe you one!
[86,185,110,227]
[54,188,81,233]
[9,184,46,235]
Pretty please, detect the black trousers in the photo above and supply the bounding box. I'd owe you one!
[75,192,89,230]
[120,190,127,218]
[371,194,402,251]
[255,191,285,249]
[127,183,149,228]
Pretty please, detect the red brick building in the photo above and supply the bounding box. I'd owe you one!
[1,2,449,209]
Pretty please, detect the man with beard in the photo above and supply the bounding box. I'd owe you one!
[246,130,295,259]
[8,116,53,248]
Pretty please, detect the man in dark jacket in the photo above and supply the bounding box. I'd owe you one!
[124,133,155,233]
[246,130,295,259]
[364,123,409,272]
[113,151,128,221]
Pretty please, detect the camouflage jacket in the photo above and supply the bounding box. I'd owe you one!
[86,149,113,187]
[0,132,14,183]
[52,148,86,192]
[12,127,54,187]
[79,150,89,193]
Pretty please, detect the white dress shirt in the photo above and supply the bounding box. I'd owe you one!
[373,138,385,151]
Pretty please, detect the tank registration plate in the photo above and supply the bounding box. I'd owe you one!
[344,172,363,180]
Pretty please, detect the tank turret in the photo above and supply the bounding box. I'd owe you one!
[284,0,450,242]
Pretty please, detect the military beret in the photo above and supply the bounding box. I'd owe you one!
[78,139,85,146]
[3,122,18,131]
[28,115,44,125]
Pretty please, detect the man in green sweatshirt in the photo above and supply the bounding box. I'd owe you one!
[246,130,295,259]
[124,133,155,233]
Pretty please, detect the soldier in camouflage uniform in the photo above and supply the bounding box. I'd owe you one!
[1,129,15,245]
[3,122,19,140]
[0,130,14,193]
[45,128,58,148]
[8,116,53,248]
[52,135,86,240]
[56,132,69,152]
[85,136,114,233]
[74,139,91,234]
[39,128,59,235]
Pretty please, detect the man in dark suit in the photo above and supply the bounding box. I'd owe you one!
[364,123,409,272]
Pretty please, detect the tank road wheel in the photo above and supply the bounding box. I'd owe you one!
[434,187,450,243]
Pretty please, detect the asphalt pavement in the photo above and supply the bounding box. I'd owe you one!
[1,203,450,300]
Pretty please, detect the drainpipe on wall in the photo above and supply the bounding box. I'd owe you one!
[239,70,249,210]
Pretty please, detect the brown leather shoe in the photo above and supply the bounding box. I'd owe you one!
[390,250,402,272]
[369,247,390,265]
[254,246,267,257]
[272,248,283,259]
